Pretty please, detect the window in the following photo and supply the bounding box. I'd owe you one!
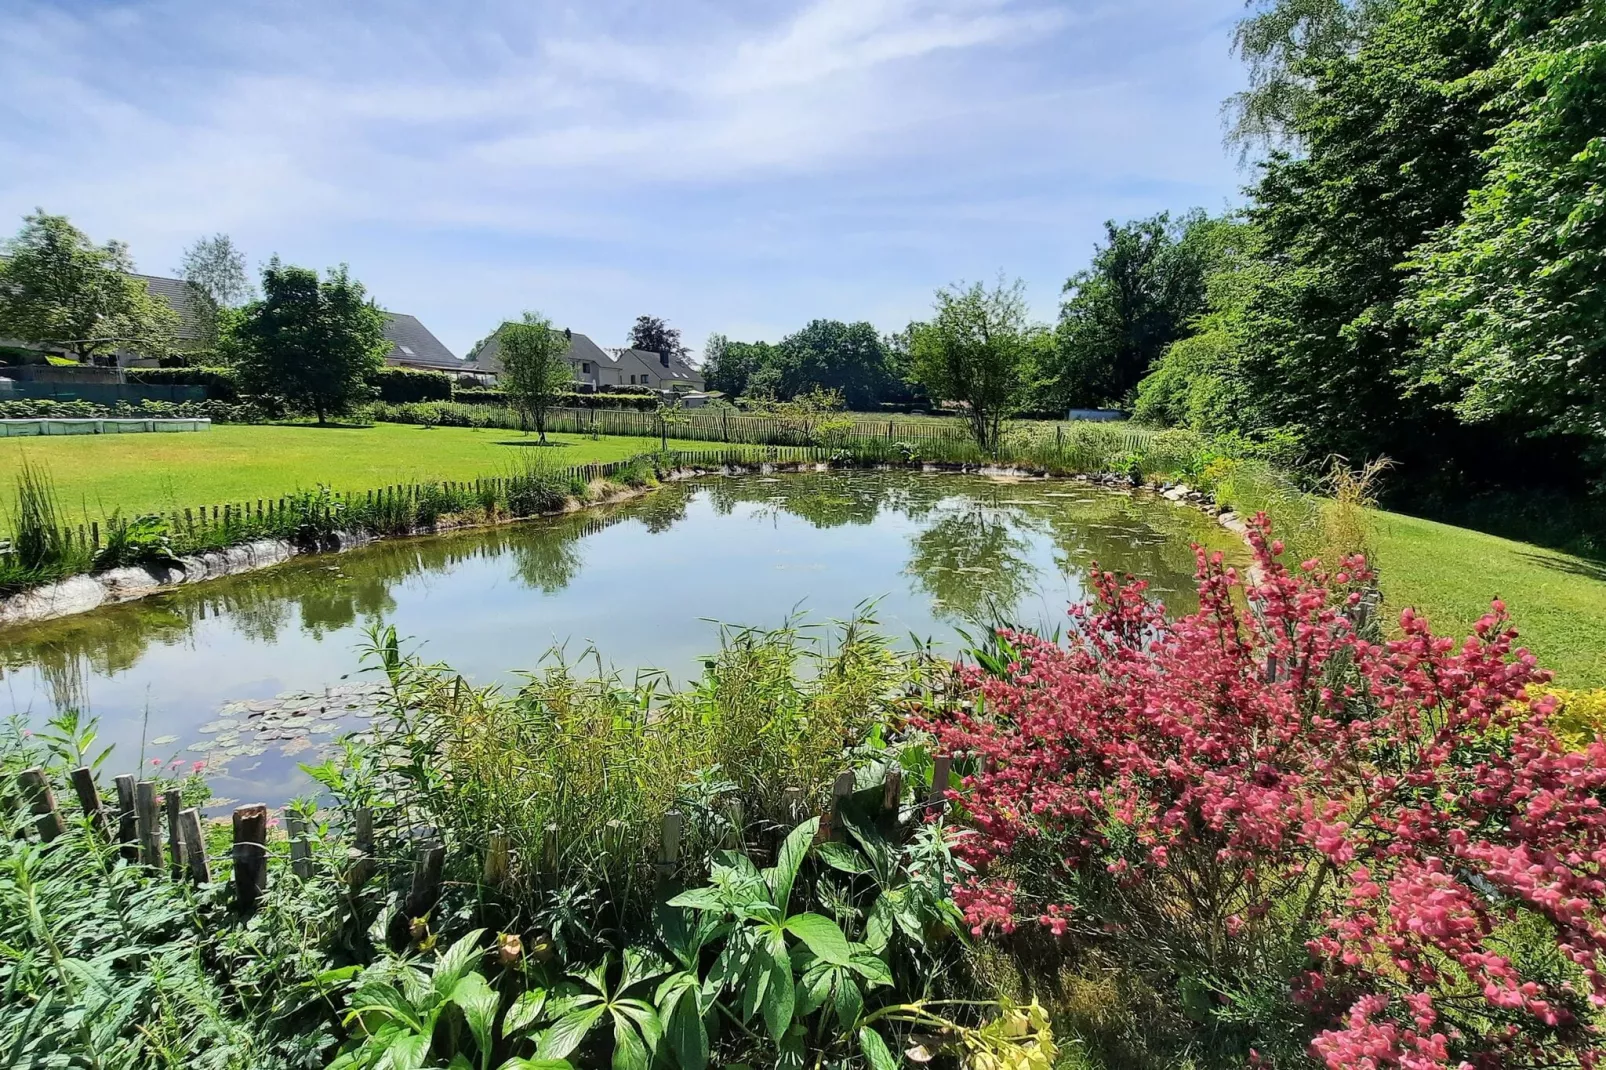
[629,374,637,384]
[399,345,415,356]
[581,362,591,374]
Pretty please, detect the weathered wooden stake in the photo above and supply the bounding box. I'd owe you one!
[543,822,559,873]
[657,809,683,881]
[164,790,185,879]
[720,799,744,850]
[231,804,268,913]
[69,767,108,839]
[114,774,138,860]
[16,768,65,841]
[346,808,374,891]
[405,841,445,917]
[179,808,210,884]
[820,770,856,842]
[928,755,952,814]
[881,768,903,814]
[135,780,162,867]
[484,831,509,886]
[286,809,312,880]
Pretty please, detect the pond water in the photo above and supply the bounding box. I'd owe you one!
[0,471,1242,805]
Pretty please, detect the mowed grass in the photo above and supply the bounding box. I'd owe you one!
[1372,509,1606,689]
[0,423,703,520]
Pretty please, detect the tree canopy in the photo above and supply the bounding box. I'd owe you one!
[178,233,250,352]
[627,315,688,359]
[233,260,388,425]
[497,312,575,442]
[0,210,179,362]
[906,279,1043,452]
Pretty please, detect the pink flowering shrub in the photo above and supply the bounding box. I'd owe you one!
[920,516,1606,1068]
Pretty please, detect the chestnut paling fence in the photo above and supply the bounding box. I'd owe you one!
[9,755,956,916]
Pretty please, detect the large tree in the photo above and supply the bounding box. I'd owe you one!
[907,279,1042,452]
[0,210,178,362]
[178,233,250,352]
[498,312,575,443]
[1048,211,1221,411]
[233,260,388,425]
[627,315,688,359]
[1407,0,1606,473]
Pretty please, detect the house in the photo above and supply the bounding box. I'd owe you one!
[466,325,704,394]
[381,313,469,378]
[0,272,206,367]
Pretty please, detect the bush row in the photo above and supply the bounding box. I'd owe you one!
[0,397,267,423]
[127,365,455,404]
[452,388,660,411]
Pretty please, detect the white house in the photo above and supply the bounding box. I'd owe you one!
[466,325,703,393]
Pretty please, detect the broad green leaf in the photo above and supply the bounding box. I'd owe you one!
[381,1032,431,1070]
[849,952,893,987]
[619,948,668,993]
[537,1005,606,1060]
[503,988,548,1038]
[346,983,426,1034]
[796,964,833,1016]
[859,1026,899,1070]
[814,841,870,875]
[452,973,499,1056]
[434,928,487,995]
[662,984,709,1070]
[759,944,795,1041]
[666,887,724,912]
[865,895,893,953]
[611,1012,649,1070]
[833,975,864,1031]
[767,817,819,913]
[447,1056,473,1070]
[495,1060,574,1070]
[614,999,662,1052]
[781,913,852,967]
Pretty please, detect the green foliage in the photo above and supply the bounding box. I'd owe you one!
[706,321,901,410]
[627,315,688,360]
[127,365,243,401]
[907,278,1045,453]
[178,234,251,353]
[368,367,453,404]
[497,314,577,443]
[1407,0,1606,470]
[233,261,389,426]
[1046,211,1224,411]
[0,397,266,423]
[0,210,180,361]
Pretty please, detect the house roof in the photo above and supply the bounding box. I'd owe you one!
[620,347,702,384]
[382,313,461,370]
[467,326,609,375]
[131,274,205,342]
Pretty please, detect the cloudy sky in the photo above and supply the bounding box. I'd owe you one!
[0,0,1251,358]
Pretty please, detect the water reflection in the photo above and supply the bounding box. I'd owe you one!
[0,471,1243,798]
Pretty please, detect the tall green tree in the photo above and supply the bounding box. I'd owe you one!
[1408,0,1606,471]
[0,210,178,362]
[1048,211,1222,411]
[177,233,250,352]
[703,335,779,397]
[233,260,388,425]
[774,320,893,410]
[907,279,1042,452]
[628,314,688,359]
[1228,0,1500,469]
[498,312,575,443]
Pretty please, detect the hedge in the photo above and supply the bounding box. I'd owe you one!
[370,366,453,403]
[0,397,267,423]
[125,366,242,401]
[453,389,658,412]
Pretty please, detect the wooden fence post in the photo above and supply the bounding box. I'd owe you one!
[179,808,210,884]
[484,831,509,886]
[720,799,744,850]
[405,841,445,917]
[286,809,313,880]
[114,775,137,860]
[16,768,65,841]
[231,804,268,913]
[657,810,683,882]
[347,808,374,891]
[820,770,856,842]
[69,767,108,839]
[164,790,184,879]
[135,780,162,867]
[928,756,952,814]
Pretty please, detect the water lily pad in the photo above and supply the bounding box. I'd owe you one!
[150,734,179,746]
[197,719,238,734]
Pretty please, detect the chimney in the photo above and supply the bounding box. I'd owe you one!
[564,327,572,340]
[659,351,669,367]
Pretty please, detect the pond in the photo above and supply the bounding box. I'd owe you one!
[0,471,1243,805]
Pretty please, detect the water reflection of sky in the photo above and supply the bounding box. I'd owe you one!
[0,472,1243,803]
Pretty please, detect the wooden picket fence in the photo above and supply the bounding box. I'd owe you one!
[11,756,956,915]
[548,406,973,447]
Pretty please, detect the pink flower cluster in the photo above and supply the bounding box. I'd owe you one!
[918,515,1606,1067]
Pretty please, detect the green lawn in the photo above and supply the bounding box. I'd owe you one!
[1372,509,1606,689]
[0,423,702,520]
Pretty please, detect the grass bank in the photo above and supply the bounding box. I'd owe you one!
[1371,509,1606,688]
[0,423,704,520]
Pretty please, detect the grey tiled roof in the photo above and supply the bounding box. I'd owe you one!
[131,274,204,342]
[382,313,461,370]
[621,347,702,384]
[467,326,608,375]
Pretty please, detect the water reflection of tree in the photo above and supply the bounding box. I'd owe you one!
[701,472,945,529]
[905,503,1043,626]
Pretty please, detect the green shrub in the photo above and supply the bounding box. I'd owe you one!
[368,366,453,403]
[125,365,242,401]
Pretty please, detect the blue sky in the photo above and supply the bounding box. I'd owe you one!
[0,0,1251,358]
